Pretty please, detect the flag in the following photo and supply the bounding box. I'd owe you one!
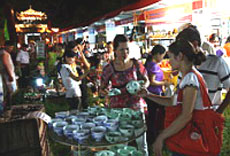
[4,19,10,40]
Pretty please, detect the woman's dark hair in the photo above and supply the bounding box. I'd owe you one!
[169,39,206,65]
[113,34,129,51]
[176,27,201,46]
[145,44,166,66]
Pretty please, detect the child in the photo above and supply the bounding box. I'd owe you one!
[60,50,91,111]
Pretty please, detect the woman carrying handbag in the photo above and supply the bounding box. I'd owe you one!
[139,39,224,156]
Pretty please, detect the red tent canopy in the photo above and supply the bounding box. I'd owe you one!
[61,0,160,31]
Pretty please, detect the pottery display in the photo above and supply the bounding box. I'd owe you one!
[51,108,145,145]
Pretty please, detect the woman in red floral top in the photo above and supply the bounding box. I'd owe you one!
[100,34,150,156]
[100,34,149,111]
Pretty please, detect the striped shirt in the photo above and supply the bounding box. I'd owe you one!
[198,55,230,105]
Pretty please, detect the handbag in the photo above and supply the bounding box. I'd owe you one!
[164,70,225,156]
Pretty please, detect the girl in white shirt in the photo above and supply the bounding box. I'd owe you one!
[60,50,91,111]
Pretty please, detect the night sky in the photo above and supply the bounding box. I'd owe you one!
[6,0,138,29]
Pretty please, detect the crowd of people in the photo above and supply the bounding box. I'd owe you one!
[0,23,230,156]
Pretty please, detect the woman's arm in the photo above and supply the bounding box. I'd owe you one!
[142,73,150,88]
[153,86,197,156]
[69,69,91,81]
[79,51,90,70]
[138,88,173,106]
[149,74,170,87]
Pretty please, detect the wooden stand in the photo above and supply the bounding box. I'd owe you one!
[0,104,49,156]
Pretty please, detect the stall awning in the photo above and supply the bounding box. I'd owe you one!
[61,0,160,31]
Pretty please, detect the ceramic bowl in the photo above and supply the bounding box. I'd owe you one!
[124,146,137,154]
[105,131,122,143]
[122,108,134,114]
[78,112,90,118]
[63,124,79,138]
[91,126,107,142]
[64,115,77,124]
[86,115,95,122]
[73,129,90,144]
[108,88,121,96]
[131,110,143,120]
[48,118,63,128]
[88,106,101,115]
[72,117,86,125]
[109,144,127,153]
[93,115,108,126]
[105,111,120,119]
[95,150,115,156]
[126,80,143,95]
[81,122,96,131]
[104,119,118,126]
[73,129,90,137]
[104,119,119,131]
[119,113,132,125]
[119,124,134,137]
[130,119,144,128]
[73,133,90,144]
[55,111,69,118]
[117,149,131,156]
[53,121,68,136]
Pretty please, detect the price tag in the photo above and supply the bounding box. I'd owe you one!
[26,111,51,124]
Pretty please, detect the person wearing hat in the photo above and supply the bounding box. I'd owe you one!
[59,50,92,112]
[0,40,17,114]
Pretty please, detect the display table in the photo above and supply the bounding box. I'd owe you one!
[48,125,146,148]
[48,108,147,155]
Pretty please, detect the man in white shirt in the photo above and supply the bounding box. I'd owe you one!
[16,43,30,88]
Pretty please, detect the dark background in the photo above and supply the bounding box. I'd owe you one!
[5,0,138,29]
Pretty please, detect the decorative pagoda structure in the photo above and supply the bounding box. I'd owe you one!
[15,5,52,44]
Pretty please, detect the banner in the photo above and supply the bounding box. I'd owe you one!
[105,20,116,42]
[4,19,9,40]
